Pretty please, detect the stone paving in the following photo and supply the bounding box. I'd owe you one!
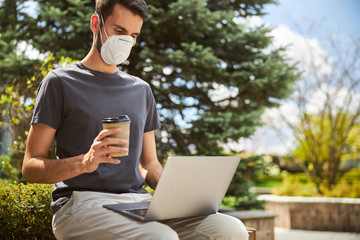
[275,228,360,240]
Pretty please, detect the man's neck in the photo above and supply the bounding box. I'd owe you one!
[81,47,117,74]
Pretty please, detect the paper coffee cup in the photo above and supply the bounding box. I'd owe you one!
[102,115,131,157]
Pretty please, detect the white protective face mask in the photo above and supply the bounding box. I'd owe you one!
[99,15,134,65]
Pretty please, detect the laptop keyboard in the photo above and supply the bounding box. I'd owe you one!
[124,208,148,217]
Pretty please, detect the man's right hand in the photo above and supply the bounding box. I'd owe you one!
[82,128,128,173]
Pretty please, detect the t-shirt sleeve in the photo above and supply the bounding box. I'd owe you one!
[31,71,63,130]
[144,87,160,133]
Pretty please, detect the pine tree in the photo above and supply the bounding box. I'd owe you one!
[0,0,39,86]
[28,0,94,59]
[129,0,299,155]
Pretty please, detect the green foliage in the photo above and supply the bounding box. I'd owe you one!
[0,0,41,85]
[0,54,76,182]
[271,170,360,198]
[271,173,317,197]
[0,0,94,62]
[30,0,94,59]
[226,154,270,209]
[0,154,19,181]
[292,112,360,193]
[0,183,55,239]
[322,179,360,198]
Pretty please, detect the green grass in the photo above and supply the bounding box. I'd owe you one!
[254,180,282,188]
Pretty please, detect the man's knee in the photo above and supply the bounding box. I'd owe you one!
[218,222,249,240]
[207,213,249,240]
[222,215,249,240]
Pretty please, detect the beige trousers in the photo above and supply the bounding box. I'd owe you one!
[52,191,249,240]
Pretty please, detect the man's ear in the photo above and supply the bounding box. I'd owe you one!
[90,14,99,33]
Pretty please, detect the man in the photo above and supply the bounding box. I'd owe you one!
[22,0,249,239]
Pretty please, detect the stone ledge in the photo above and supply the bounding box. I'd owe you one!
[222,210,277,220]
[259,195,360,232]
[258,194,360,204]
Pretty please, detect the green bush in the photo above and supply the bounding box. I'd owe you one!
[270,173,318,197]
[271,170,360,198]
[226,155,269,210]
[0,183,55,240]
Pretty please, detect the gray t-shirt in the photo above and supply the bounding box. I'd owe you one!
[31,62,160,213]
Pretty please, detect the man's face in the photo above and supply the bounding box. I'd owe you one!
[97,4,143,50]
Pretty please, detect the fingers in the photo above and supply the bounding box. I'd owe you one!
[95,128,127,145]
[83,145,122,173]
[83,128,129,173]
[96,128,121,141]
[99,144,129,156]
[94,128,129,155]
[83,154,121,173]
[97,155,121,164]
[101,136,128,147]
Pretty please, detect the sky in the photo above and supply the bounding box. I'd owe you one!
[263,0,360,40]
[229,0,360,155]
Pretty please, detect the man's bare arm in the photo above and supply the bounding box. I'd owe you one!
[22,123,127,184]
[140,130,163,190]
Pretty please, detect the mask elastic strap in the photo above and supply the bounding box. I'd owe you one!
[100,15,110,39]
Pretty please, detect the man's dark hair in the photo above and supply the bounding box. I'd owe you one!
[95,0,148,22]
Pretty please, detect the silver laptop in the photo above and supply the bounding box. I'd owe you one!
[103,156,240,221]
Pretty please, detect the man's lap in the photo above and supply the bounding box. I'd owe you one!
[52,191,248,240]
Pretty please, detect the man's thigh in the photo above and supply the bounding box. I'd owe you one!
[52,191,178,240]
